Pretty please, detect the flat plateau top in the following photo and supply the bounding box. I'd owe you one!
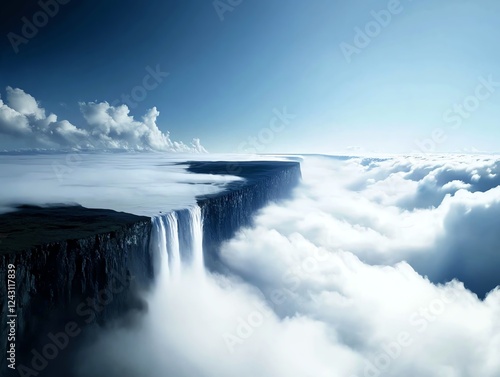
[0,153,299,217]
[0,159,301,254]
[0,205,149,254]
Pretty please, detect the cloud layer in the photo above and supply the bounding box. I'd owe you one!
[74,154,500,377]
[0,87,206,152]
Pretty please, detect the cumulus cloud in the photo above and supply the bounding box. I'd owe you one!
[0,87,90,148]
[0,96,31,136]
[74,154,500,377]
[0,87,206,152]
[6,86,46,120]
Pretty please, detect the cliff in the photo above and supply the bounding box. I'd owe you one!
[0,160,301,375]
[187,161,302,270]
[0,206,153,374]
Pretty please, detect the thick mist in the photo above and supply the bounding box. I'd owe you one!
[75,155,500,377]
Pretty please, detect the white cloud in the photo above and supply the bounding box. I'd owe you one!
[74,154,500,377]
[6,86,46,119]
[0,87,206,153]
[0,96,32,136]
[0,153,248,216]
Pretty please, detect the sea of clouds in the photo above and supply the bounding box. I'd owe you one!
[74,154,500,377]
[0,152,296,216]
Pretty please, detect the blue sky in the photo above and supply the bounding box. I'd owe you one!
[1,0,499,153]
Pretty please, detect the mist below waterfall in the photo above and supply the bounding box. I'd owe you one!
[75,155,500,377]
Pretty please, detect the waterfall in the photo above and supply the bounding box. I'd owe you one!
[151,215,170,280]
[188,205,204,277]
[164,212,181,279]
[151,204,204,280]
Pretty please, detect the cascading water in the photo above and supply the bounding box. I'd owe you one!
[151,204,204,281]
[151,215,169,279]
[164,212,181,279]
[148,162,301,280]
[188,205,204,277]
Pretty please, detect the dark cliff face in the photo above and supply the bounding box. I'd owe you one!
[0,160,302,376]
[0,205,152,254]
[0,208,153,375]
[187,161,302,270]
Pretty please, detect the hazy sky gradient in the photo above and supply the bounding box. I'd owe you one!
[1,0,499,153]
